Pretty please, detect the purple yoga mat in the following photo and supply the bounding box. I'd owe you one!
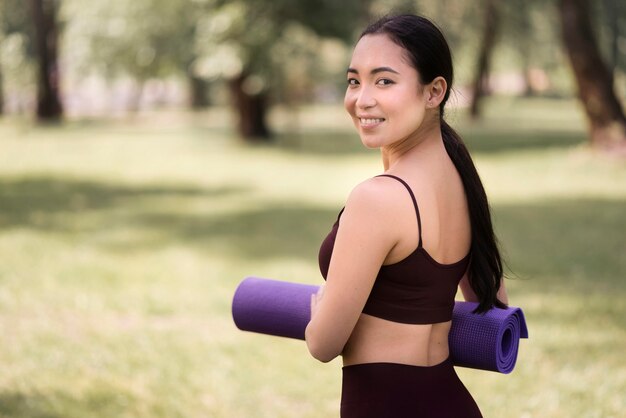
[449,300,528,373]
[232,277,528,374]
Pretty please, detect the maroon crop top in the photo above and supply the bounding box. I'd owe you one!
[318,174,470,324]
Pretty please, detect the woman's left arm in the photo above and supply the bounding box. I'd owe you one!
[459,272,509,305]
[305,180,399,363]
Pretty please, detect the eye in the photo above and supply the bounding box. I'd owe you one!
[347,78,360,87]
[376,78,394,86]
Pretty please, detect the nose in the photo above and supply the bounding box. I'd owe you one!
[355,85,376,109]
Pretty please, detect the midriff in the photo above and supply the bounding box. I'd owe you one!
[341,313,452,367]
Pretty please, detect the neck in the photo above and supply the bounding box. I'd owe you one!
[383,118,443,170]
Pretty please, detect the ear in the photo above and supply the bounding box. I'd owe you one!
[426,76,447,108]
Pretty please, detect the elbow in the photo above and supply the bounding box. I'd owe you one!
[305,325,340,363]
[307,343,336,363]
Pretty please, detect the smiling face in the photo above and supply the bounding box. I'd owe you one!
[344,34,433,150]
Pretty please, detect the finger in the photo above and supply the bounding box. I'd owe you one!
[317,284,325,298]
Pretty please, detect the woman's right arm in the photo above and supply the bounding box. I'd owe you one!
[305,179,400,362]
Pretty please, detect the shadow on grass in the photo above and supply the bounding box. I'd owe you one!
[1,175,623,287]
[0,390,140,418]
[0,392,62,418]
[462,129,585,154]
[493,198,626,294]
[271,128,585,156]
[131,197,625,286]
[272,131,367,156]
[0,175,337,261]
[0,176,250,231]
[130,204,339,261]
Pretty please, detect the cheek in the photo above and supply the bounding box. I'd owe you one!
[403,94,427,121]
[343,90,356,115]
[393,99,427,134]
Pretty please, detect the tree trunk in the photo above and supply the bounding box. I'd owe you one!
[517,0,535,97]
[229,73,270,141]
[604,0,619,76]
[188,72,210,109]
[0,65,4,115]
[559,0,626,149]
[31,0,63,121]
[470,0,500,118]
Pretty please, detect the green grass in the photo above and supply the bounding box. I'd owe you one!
[0,97,625,417]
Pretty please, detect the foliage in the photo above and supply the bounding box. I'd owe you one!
[0,0,37,105]
[194,0,366,103]
[0,0,35,49]
[0,0,623,119]
[61,0,206,81]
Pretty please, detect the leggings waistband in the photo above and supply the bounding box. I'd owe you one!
[342,356,452,371]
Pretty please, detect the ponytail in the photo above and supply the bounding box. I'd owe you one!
[441,119,507,313]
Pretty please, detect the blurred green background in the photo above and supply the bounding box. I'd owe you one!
[1,0,625,417]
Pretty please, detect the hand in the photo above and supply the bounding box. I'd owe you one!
[310,284,325,319]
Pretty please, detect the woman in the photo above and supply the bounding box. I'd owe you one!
[305,15,509,417]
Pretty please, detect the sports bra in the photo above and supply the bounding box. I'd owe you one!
[318,174,470,324]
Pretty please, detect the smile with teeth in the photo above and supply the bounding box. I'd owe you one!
[359,118,385,126]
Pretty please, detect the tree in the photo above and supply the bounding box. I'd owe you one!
[201,0,366,141]
[1,0,37,116]
[30,0,63,121]
[63,0,211,113]
[0,67,4,115]
[469,0,500,118]
[559,0,626,150]
[602,0,623,77]
[188,70,211,109]
[513,0,535,96]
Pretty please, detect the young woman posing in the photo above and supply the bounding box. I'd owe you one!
[305,14,509,417]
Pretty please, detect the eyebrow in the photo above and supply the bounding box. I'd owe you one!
[347,66,400,75]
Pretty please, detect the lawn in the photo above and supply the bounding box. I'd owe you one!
[0,97,624,417]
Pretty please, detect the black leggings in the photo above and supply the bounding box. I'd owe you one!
[340,358,483,418]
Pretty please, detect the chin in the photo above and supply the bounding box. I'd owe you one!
[360,138,381,149]
[359,133,383,149]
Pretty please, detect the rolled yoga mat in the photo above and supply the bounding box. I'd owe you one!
[232,276,528,374]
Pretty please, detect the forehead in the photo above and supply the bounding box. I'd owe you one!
[349,34,413,71]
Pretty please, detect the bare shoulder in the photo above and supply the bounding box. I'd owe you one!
[339,176,418,243]
[344,176,409,219]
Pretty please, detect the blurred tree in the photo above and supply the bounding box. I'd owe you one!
[31,0,63,120]
[500,0,554,97]
[469,0,500,118]
[0,3,2,115]
[64,0,211,112]
[188,71,211,109]
[0,63,3,115]
[200,0,367,140]
[1,0,36,115]
[605,0,618,74]
[184,0,214,109]
[369,0,415,18]
[601,0,623,77]
[1,3,9,115]
[559,0,626,149]
[513,0,535,96]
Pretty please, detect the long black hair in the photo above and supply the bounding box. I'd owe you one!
[361,14,507,313]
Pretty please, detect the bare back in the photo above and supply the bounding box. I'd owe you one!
[342,148,471,367]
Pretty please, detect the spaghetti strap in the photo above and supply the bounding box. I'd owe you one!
[376,174,423,248]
